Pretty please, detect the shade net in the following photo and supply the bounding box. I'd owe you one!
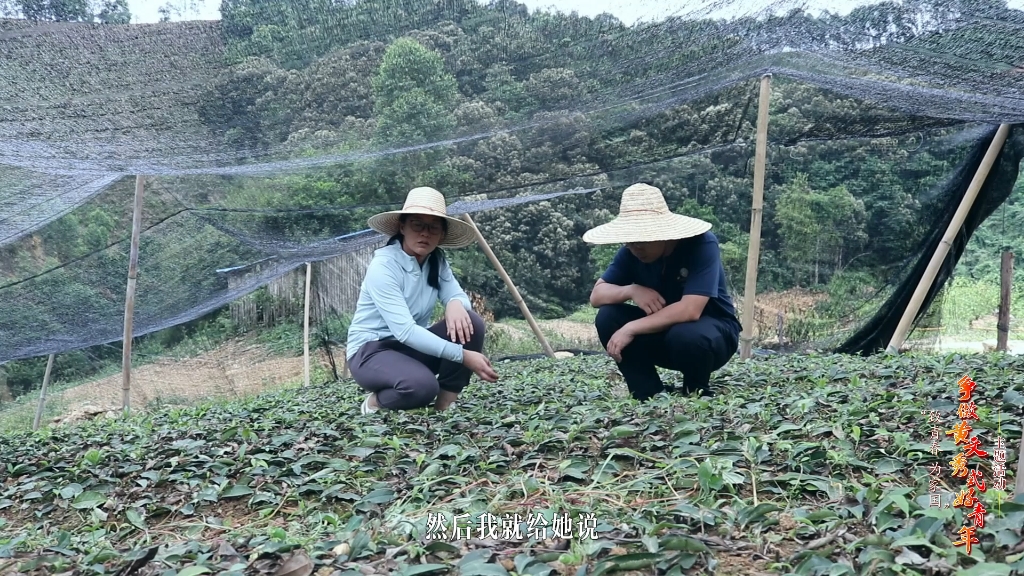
[1,0,1024,415]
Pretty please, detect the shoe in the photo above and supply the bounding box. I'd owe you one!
[665,384,714,398]
[361,394,379,414]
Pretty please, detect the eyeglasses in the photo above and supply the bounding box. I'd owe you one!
[407,219,444,236]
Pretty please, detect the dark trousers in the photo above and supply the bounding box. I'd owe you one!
[595,303,740,401]
[349,310,486,410]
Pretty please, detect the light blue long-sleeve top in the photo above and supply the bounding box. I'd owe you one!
[346,242,473,363]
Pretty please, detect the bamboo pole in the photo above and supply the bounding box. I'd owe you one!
[121,175,146,415]
[997,250,1013,352]
[739,73,772,360]
[460,213,556,358]
[885,124,1011,354]
[32,353,55,431]
[303,262,312,388]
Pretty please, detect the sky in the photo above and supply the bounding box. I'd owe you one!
[126,0,1024,25]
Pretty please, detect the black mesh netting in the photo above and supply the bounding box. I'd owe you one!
[1,0,1023,376]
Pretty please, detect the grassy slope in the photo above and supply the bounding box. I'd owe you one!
[2,351,1024,575]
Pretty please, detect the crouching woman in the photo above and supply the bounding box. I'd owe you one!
[346,187,499,414]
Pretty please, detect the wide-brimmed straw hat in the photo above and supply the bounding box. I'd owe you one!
[583,183,712,245]
[367,186,477,249]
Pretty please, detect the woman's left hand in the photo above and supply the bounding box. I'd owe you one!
[445,301,474,344]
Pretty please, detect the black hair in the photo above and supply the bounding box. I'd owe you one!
[387,214,448,290]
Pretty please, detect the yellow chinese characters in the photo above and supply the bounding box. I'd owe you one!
[950,374,988,556]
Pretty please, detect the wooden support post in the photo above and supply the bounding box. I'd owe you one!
[886,124,1011,354]
[460,213,556,358]
[121,175,145,416]
[739,73,772,360]
[32,353,55,431]
[997,250,1013,352]
[303,262,312,388]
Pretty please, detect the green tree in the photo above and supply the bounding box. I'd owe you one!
[371,37,460,146]
[10,0,130,21]
[17,0,92,20]
[775,173,868,287]
[96,0,129,23]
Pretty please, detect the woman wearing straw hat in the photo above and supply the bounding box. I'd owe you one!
[584,183,741,401]
[347,186,499,414]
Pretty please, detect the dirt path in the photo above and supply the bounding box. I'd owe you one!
[490,318,600,349]
[31,319,600,428]
[540,319,599,345]
[43,340,334,425]
[906,337,1024,354]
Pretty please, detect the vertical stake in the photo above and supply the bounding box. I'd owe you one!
[303,262,312,387]
[997,250,1013,352]
[739,73,772,360]
[122,175,145,416]
[32,353,56,431]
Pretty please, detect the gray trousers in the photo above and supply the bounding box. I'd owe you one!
[348,310,486,410]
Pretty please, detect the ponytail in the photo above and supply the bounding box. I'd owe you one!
[427,248,445,291]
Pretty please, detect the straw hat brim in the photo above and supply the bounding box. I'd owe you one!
[583,212,712,244]
[367,209,478,249]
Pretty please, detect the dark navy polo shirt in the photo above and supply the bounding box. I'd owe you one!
[600,231,739,322]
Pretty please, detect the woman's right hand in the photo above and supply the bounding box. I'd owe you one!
[463,350,499,383]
